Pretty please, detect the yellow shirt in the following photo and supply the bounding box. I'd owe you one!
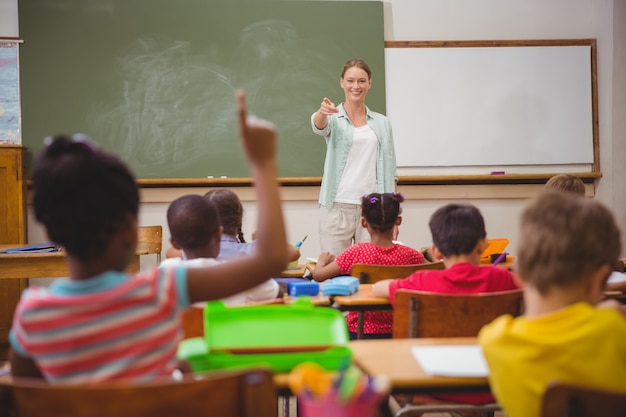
[478,302,626,417]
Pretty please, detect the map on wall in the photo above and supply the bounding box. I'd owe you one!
[0,41,20,144]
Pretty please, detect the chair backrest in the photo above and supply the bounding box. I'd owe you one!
[0,368,277,417]
[540,382,626,417]
[350,261,445,284]
[137,225,163,264]
[393,288,524,338]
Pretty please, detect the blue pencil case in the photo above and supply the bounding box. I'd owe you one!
[322,276,360,296]
[288,281,320,297]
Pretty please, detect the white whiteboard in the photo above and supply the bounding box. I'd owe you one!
[385,44,594,170]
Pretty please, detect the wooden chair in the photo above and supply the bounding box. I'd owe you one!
[137,225,163,265]
[350,261,445,283]
[393,288,524,338]
[540,382,626,417]
[0,368,277,417]
[391,289,523,417]
[345,262,444,340]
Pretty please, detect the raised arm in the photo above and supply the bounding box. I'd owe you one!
[186,90,287,302]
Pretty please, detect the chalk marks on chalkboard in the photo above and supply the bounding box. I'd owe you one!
[87,19,343,178]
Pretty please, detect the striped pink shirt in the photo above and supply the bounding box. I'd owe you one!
[10,266,189,383]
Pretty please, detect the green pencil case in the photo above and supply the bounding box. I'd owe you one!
[177,298,352,373]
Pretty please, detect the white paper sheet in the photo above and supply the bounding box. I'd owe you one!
[411,345,489,377]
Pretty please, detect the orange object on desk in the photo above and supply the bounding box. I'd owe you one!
[480,255,516,266]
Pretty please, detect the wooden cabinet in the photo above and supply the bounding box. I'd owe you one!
[0,145,27,360]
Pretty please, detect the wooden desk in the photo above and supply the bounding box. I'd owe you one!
[278,264,307,278]
[305,262,317,274]
[332,284,392,339]
[0,244,146,279]
[349,338,490,395]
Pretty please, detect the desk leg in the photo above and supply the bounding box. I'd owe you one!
[357,312,365,339]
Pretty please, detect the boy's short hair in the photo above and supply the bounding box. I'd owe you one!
[544,174,586,196]
[429,204,487,257]
[31,135,139,261]
[518,192,621,294]
[167,195,220,251]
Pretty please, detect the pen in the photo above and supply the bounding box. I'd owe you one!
[492,252,507,266]
[295,235,308,248]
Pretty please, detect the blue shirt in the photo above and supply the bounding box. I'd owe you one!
[311,103,397,208]
[217,234,256,260]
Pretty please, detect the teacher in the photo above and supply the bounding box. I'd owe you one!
[311,58,397,256]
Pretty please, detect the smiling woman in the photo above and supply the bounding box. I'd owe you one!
[310,58,398,257]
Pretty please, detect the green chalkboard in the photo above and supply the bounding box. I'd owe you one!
[18,0,385,179]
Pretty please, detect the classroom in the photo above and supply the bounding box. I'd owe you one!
[0,0,622,261]
[1,0,625,415]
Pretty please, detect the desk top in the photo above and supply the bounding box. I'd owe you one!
[349,337,489,394]
[332,284,391,308]
[0,244,148,279]
[0,244,149,257]
[279,264,307,278]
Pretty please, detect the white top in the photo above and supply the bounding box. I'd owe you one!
[608,271,626,284]
[335,125,378,204]
[159,257,279,306]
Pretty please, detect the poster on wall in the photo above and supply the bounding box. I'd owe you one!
[0,41,21,144]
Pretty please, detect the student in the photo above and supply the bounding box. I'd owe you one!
[160,194,281,306]
[544,173,586,196]
[373,203,519,405]
[478,192,626,417]
[165,188,300,263]
[313,192,424,339]
[9,90,287,383]
[311,58,397,256]
[373,203,518,300]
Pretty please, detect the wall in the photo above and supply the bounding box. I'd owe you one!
[0,0,18,36]
[20,0,626,272]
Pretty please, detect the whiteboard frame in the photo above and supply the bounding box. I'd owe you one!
[384,39,599,175]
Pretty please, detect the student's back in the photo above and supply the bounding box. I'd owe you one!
[160,194,280,306]
[204,188,266,261]
[373,203,518,405]
[388,262,516,302]
[375,203,518,302]
[479,192,626,417]
[9,91,288,383]
[165,188,300,263]
[313,193,424,338]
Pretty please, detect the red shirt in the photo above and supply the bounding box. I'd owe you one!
[336,243,424,335]
[389,262,518,304]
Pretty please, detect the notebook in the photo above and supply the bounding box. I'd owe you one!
[411,345,489,377]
